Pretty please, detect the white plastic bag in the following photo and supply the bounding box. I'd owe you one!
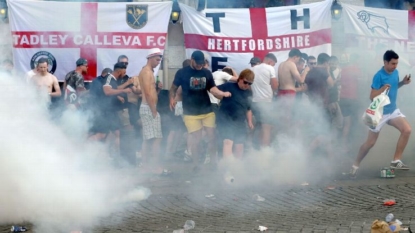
[362,89,390,129]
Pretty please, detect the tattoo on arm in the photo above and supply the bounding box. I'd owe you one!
[169,84,178,99]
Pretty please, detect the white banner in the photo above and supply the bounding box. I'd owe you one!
[180,0,332,73]
[9,1,172,81]
[343,4,415,61]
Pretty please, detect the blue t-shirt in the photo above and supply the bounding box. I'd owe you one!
[371,67,399,114]
[217,82,251,122]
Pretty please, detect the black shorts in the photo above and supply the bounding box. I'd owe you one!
[218,118,247,144]
[128,103,140,126]
[339,99,358,117]
[89,108,108,134]
[161,112,185,132]
[106,110,122,132]
[171,115,186,131]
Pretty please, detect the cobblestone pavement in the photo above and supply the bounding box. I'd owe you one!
[91,171,415,233]
[4,158,415,233]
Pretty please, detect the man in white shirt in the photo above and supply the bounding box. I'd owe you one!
[208,67,238,112]
[249,57,261,68]
[251,53,279,148]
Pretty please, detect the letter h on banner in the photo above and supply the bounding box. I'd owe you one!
[291,9,310,30]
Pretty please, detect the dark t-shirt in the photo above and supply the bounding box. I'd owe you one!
[88,75,106,111]
[305,67,329,106]
[117,74,133,101]
[173,66,215,115]
[217,82,251,122]
[103,74,123,111]
[90,76,105,98]
[65,70,85,90]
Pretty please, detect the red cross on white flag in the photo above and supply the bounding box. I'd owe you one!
[180,0,332,72]
[9,1,172,81]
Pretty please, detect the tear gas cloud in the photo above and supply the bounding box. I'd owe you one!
[0,72,151,232]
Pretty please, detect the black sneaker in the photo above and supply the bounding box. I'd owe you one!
[349,166,358,179]
[390,160,410,170]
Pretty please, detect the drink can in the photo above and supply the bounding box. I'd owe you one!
[386,168,395,178]
[380,167,395,178]
[380,168,386,178]
[10,226,27,232]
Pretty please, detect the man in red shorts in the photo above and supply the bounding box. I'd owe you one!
[277,48,309,131]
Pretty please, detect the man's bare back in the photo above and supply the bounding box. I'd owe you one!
[138,66,158,106]
[277,60,299,91]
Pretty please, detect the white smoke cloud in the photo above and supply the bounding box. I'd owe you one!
[215,97,335,188]
[0,73,151,233]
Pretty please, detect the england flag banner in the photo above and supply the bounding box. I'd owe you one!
[9,1,172,81]
[180,0,332,73]
[343,4,415,61]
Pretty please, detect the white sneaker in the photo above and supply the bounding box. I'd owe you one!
[184,149,192,162]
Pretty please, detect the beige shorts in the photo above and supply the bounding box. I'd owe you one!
[183,112,216,133]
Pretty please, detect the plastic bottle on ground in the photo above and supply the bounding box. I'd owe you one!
[386,213,394,222]
[10,226,27,232]
[183,220,195,230]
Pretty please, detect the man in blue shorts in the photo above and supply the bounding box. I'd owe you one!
[349,50,411,178]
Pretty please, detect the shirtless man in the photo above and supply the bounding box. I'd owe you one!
[278,48,309,97]
[277,48,309,128]
[31,58,61,101]
[138,48,163,168]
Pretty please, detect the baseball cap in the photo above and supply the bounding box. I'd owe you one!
[113,62,127,70]
[249,57,261,64]
[191,50,205,65]
[76,58,88,67]
[147,48,163,59]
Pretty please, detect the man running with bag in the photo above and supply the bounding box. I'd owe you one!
[349,50,411,178]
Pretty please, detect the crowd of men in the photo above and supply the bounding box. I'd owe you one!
[24,47,412,177]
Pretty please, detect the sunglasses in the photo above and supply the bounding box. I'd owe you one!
[309,62,317,65]
[243,80,253,85]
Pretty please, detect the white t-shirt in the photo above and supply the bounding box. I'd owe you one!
[208,70,233,104]
[251,63,277,102]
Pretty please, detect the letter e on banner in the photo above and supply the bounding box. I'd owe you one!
[212,56,227,72]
